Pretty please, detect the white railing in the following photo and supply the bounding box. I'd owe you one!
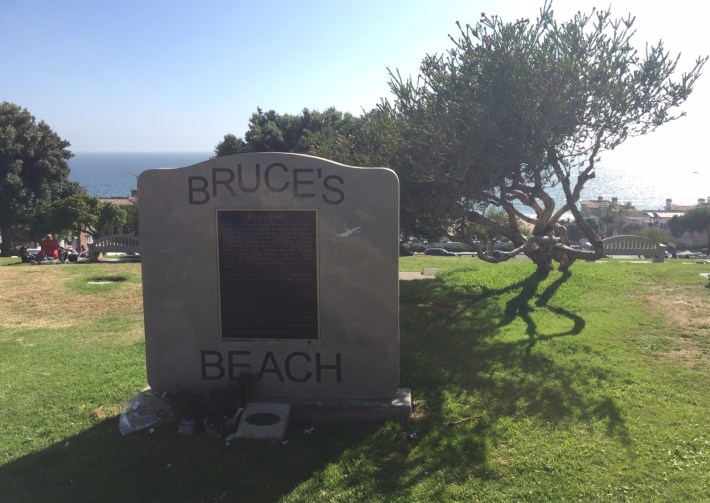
[602,235,666,262]
[89,234,141,262]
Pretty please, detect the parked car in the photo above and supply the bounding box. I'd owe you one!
[424,248,459,256]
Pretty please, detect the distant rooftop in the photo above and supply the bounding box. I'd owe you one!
[98,196,136,206]
[581,196,708,213]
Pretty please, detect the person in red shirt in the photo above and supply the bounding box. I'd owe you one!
[40,234,60,260]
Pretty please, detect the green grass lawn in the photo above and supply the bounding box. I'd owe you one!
[1,256,708,502]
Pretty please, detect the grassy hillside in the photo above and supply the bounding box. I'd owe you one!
[1,256,708,502]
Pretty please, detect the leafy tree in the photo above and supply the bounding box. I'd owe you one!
[0,102,74,255]
[90,199,128,236]
[72,196,128,238]
[440,205,530,250]
[29,184,89,239]
[244,108,301,152]
[621,222,643,234]
[301,108,401,169]
[214,134,247,157]
[669,214,684,239]
[27,189,127,243]
[383,2,706,274]
[214,107,377,162]
[563,216,599,243]
[123,202,139,235]
[633,226,671,245]
[669,206,710,246]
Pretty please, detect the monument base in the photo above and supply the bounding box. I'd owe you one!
[255,388,412,425]
[235,402,291,440]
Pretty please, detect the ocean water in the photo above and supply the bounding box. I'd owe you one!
[576,164,710,210]
[68,152,710,211]
[68,152,212,197]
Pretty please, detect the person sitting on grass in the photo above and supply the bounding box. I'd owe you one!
[19,246,34,263]
[39,234,62,262]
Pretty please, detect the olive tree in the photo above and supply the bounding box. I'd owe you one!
[385,2,706,274]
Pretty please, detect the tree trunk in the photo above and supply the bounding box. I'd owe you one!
[556,250,576,272]
[525,245,554,276]
[523,234,579,275]
[0,227,14,256]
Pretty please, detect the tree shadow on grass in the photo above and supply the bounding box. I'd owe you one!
[86,275,129,283]
[0,417,378,503]
[354,270,632,497]
[497,271,585,353]
[258,270,632,501]
[401,271,629,424]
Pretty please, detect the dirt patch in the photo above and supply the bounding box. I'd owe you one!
[644,286,710,370]
[90,404,123,422]
[0,266,143,333]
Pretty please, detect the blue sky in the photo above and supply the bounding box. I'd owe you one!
[2,0,708,175]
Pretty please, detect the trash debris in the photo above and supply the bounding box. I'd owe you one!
[304,427,314,435]
[397,414,484,442]
[178,418,198,435]
[119,375,253,438]
[225,433,238,446]
[218,407,243,436]
[119,390,174,436]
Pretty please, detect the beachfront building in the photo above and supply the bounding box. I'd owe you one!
[581,196,709,248]
[580,196,648,237]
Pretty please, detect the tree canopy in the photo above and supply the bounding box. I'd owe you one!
[214,134,247,157]
[382,2,706,273]
[212,3,706,274]
[214,107,371,159]
[34,191,128,240]
[669,206,710,246]
[0,102,74,255]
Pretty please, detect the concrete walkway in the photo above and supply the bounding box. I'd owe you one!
[399,268,438,281]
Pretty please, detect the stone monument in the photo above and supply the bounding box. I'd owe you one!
[138,153,410,421]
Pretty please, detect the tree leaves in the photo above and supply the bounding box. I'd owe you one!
[0,102,74,254]
[382,2,707,272]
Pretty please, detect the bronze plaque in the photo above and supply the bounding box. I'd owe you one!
[217,209,319,340]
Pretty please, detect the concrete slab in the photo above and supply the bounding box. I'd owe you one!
[286,388,412,424]
[399,271,436,280]
[235,402,291,440]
